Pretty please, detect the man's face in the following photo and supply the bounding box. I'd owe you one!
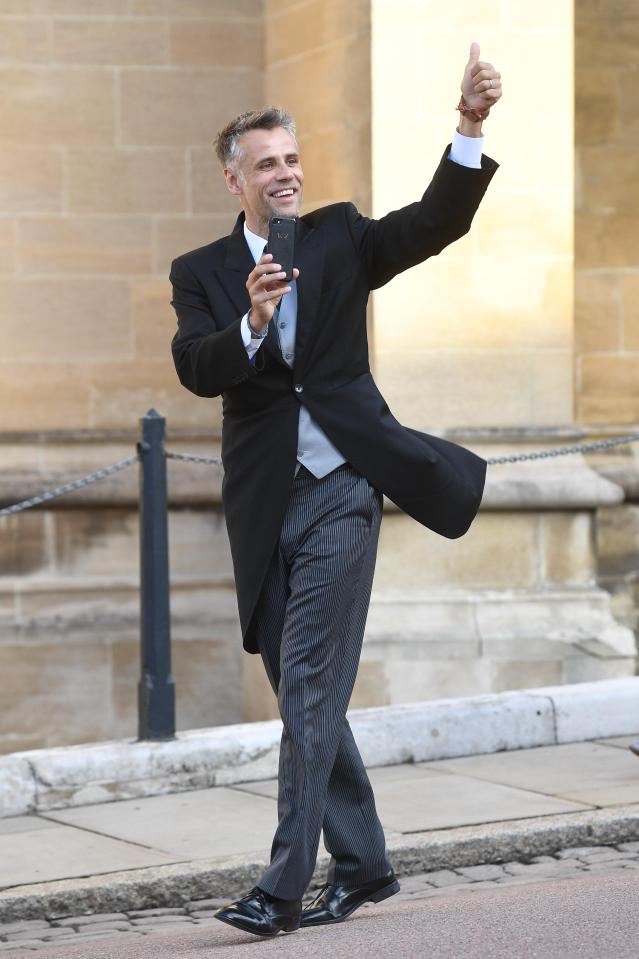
[224,126,304,234]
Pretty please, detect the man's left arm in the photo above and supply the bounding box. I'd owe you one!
[348,41,502,290]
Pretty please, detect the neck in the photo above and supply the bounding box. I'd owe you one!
[244,212,269,239]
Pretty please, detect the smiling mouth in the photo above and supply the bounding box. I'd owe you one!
[271,189,296,199]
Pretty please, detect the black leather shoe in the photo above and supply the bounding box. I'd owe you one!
[300,869,400,927]
[214,886,301,937]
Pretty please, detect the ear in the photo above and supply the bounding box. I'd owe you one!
[224,167,242,196]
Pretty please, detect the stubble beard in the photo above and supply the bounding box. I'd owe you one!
[250,186,302,235]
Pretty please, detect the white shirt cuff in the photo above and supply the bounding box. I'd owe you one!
[449,128,484,170]
[241,312,267,360]
[241,313,252,347]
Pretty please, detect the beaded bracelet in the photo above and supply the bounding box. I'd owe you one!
[456,95,490,122]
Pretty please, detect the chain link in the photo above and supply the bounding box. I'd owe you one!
[0,455,138,518]
[167,434,639,469]
[1,434,638,519]
[165,451,223,465]
[486,432,639,465]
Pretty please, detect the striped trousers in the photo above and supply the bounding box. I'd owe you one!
[254,463,393,901]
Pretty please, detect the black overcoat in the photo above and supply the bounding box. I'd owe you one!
[170,144,499,653]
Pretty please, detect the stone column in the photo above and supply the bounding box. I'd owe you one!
[575,0,639,421]
[370,0,575,430]
[349,1,635,708]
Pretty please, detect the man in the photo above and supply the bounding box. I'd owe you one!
[170,42,502,938]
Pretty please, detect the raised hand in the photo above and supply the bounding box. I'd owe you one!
[460,41,502,114]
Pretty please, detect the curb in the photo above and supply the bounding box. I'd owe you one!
[2,678,639,818]
[1,805,639,922]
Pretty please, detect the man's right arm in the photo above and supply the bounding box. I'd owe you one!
[170,253,296,394]
[170,256,260,398]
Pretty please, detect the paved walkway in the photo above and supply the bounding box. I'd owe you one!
[1,732,638,951]
[2,844,639,953]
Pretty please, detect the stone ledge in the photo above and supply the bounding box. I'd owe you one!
[0,457,626,510]
[365,588,636,655]
[1,678,638,819]
[480,459,624,509]
[595,464,639,501]
[1,804,638,922]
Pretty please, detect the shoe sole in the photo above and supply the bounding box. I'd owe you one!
[300,878,400,927]
[214,912,300,937]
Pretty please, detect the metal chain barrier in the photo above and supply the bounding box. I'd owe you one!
[1,434,639,520]
[165,451,222,465]
[0,455,138,518]
[486,431,639,465]
[166,434,639,469]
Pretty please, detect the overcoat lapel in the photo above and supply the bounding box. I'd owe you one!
[220,213,254,316]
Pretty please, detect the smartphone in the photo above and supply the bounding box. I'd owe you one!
[267,216,296,282]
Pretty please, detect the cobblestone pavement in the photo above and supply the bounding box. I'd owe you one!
[1,841,639,952]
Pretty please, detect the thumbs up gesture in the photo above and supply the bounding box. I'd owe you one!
[460,41,502,115]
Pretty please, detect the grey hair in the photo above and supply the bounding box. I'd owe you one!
[214,107,297,176]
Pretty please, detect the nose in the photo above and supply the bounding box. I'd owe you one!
[275,160,293,179]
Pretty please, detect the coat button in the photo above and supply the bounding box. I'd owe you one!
[294,384,303,394]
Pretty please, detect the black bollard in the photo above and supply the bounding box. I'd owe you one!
[137,409,176,740]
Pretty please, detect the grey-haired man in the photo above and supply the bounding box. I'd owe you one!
[170,42,502,938]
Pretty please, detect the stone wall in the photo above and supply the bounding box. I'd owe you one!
[0,0,376,751]
[370,0,574,430]
[575,0,639,422]
[0,1,264,750]
[0,2,637,752]
[0,0,263,434]
[0,432,242,753]
[265,0,372,217]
